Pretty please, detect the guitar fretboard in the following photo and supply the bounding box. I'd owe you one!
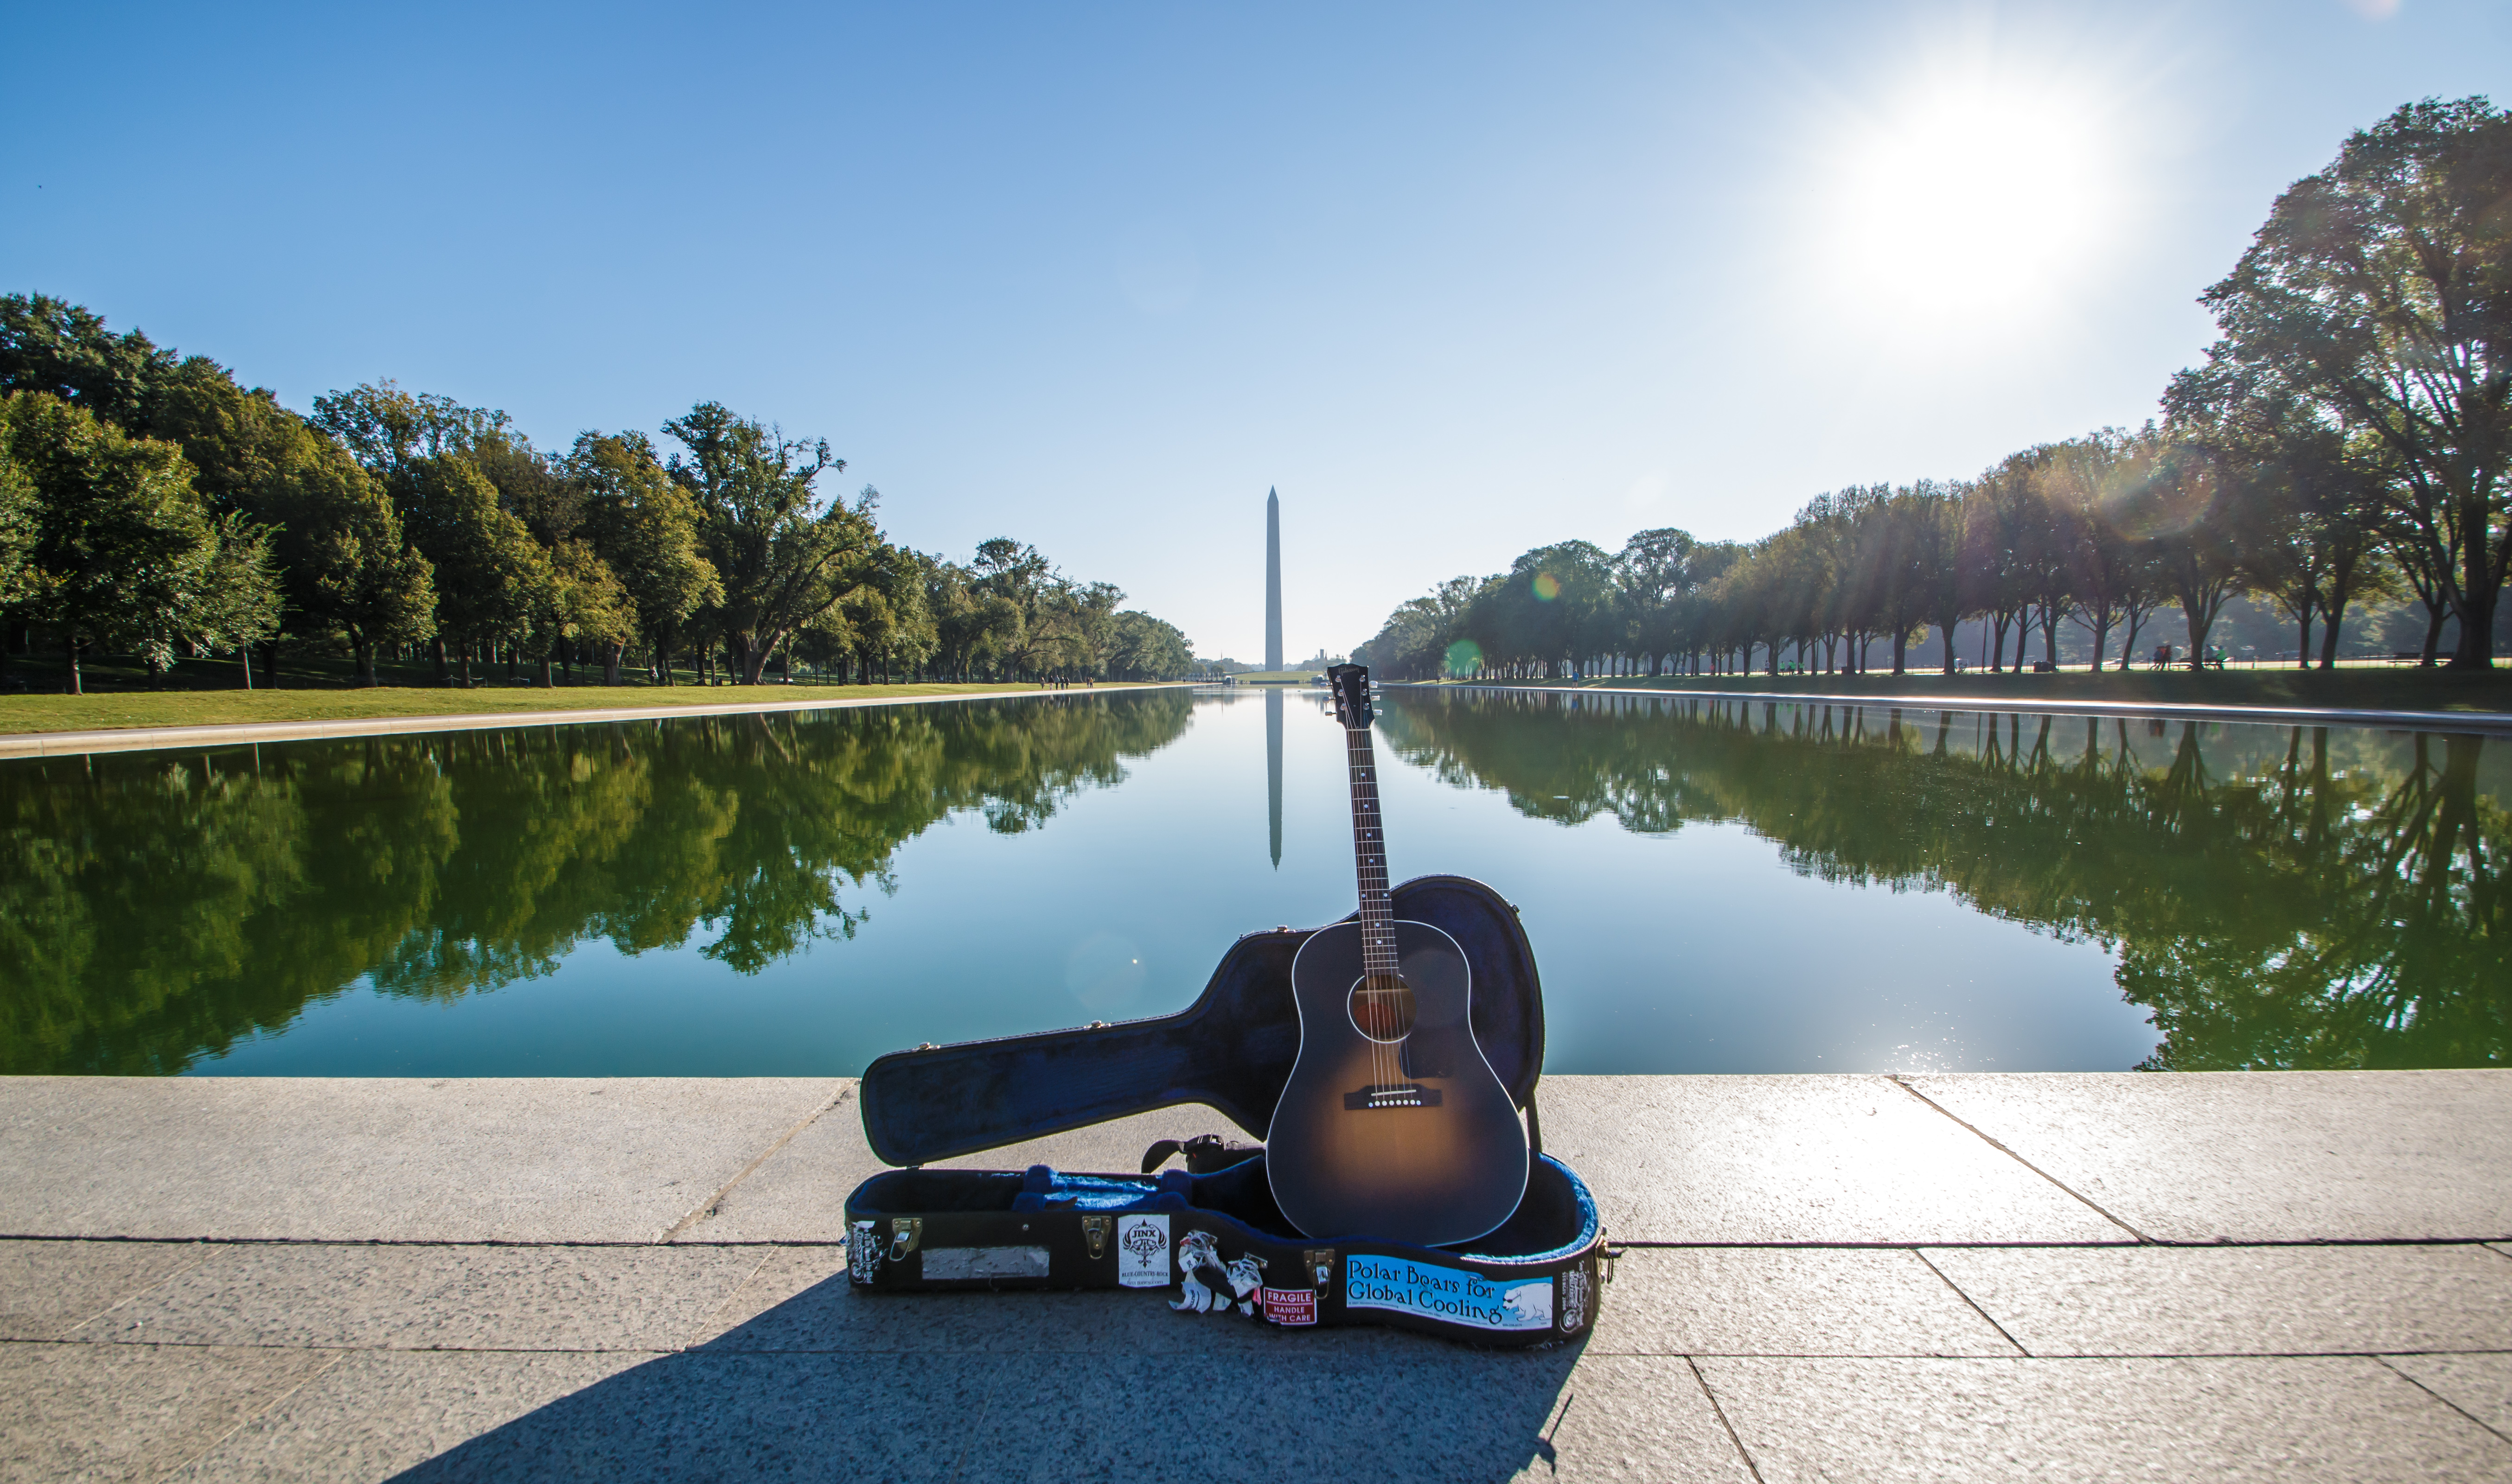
[1344,722,1398,976]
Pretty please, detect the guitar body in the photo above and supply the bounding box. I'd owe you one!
[1266,918,1530,1247]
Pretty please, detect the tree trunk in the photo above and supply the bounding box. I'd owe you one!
[1988,611,2009,673]
[2317,603,2346,669]
[605,643,624,687]
[2297,609,2313,669]
[241,643,255,691]
[2420,602,2447,666]
[66,636,81,695]
[1892,627,1907,675]
[2452,580,2499,669]
[433,637,449,684]
[537,657,553,688]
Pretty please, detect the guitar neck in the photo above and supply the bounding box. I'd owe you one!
[1343,721,1398,976]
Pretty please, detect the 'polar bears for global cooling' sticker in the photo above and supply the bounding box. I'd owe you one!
[1115,1214,1170,1288]
[1344,1255,1552,1331]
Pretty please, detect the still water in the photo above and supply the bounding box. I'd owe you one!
[3,688,2502,1076]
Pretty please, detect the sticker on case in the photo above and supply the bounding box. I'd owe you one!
[1558,1268,1590,1334]
[1344,1254,1553,1332]
[1170,1230,1265,1315]
[848,1220,881,1283]
[1116,1213,1170,1288]
[1259,1287,1318,1325]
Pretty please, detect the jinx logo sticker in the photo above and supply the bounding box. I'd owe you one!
[1115,1213,1170,1288]
[1344,1254,1553,1332]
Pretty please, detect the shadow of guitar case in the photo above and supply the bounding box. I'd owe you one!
[844,874,1610,1347]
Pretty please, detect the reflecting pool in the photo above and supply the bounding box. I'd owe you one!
[2,687,2502,1076]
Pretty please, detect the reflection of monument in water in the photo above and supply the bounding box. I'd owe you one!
[1266,487,1285,867]
[1266,689,1283,868]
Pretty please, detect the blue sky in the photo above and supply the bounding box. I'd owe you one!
[5,1,2502,662]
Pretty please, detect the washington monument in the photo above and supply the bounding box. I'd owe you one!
[1265,488,1283,671]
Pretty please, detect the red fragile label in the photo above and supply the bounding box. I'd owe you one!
[1259,1287,1319,1326]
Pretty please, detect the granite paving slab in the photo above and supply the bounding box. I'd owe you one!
[166,1350,648,1484]
[1585,1248,2021,1357]
[2384,1353,2512,1442]
[0,1077,844,1244]
[1923,1243,2512,1357]
[0,1241,210,1341]
[77,1243,770,1353]
[1696,1354,2512,1483]
[1901,1070,2512,1243]
[0,1342,339,1484]
[1539,1076,2129,1244]
[230,1351,1001,1484]
[959,1349,1752,1484]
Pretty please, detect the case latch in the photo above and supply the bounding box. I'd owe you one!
[889,1217,923,1261]
[1081,1214,1110,1259]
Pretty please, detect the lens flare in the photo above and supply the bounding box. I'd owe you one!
[1444,639,1483,675]
[1532,573,1561,602]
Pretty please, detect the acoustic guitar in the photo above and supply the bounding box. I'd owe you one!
[1265,665,1530,1245]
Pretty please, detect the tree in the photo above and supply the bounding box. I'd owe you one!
[1615,529,1696,675]
[2196,97,2512,668]
[663,402,880,684]
[310,381,515,480]
[566,433,720,683]
[1107,611,1193,679]
[1,393,269,692]
[0,293,177,432]
[152,362,435,683]
[393,455,555,684]
[2126,442,2244,668]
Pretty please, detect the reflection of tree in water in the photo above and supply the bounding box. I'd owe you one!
[0,692,1194,1074]
[1379,691,2507,1070]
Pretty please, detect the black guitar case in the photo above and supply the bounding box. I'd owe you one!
[845,874,1612,1347]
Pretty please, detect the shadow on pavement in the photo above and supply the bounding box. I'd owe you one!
[388,1265,1585,1482]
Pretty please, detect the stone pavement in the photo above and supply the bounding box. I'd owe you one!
[4,1072,2509,1481]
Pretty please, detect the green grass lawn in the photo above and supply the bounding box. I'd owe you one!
[0,655,1169,735]
[1413,666,2512,713]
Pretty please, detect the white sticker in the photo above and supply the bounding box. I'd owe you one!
[1344,1254,1553,1332]
[1115,1213,1170,1288]
[849,1220,880,1284]
[1559,1268,1589,1333]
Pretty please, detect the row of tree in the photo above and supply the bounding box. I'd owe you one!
[0,299,1194,691]
[1356,98,2512,679]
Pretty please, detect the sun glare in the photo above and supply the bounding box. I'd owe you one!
[1813,73,2126,340]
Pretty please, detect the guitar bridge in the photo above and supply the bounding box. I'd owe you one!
[1345,1084,1443,1110]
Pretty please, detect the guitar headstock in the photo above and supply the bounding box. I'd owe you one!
[1326,664,1373,730]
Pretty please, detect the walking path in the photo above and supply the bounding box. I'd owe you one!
[5,1071,2507,1481]
[1417,681,2512,736]
[0,686,1122,760]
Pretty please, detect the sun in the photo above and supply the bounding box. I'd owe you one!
[1810,71,2127,339]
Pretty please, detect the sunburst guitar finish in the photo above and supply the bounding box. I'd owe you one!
[1265,917,1529,1246]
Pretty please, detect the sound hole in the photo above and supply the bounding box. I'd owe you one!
[1348,973,1417,1043]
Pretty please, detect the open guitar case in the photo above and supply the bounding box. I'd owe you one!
[844,874,1610,1347]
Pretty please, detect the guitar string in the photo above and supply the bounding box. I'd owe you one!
[1346,706,1400,1096]
[1341,699,1380,1093]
